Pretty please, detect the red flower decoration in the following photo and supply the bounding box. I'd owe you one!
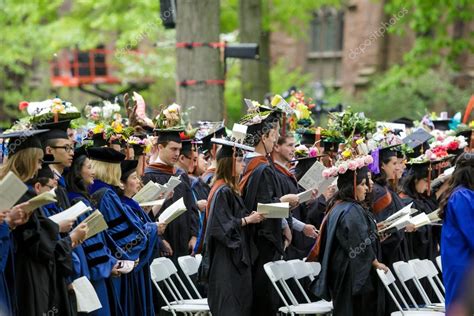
[179,131,189,140]
[18,101,29,111]
[447,141,459,151]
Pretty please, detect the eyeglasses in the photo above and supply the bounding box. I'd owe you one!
[44,184,55,190]
[51,145,74,153]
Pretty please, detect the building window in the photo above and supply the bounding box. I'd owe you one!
[307,8,344,86]
[310,9,344,53]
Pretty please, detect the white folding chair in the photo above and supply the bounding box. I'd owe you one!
[158,257,208,306]
[263,261,332,315]
[436,256,442,272]
[408,259,445,311]
[421,260,445,298]
[286,260,333,309]
[376,268,444,316]
[150,258,210,315]
[178,255,203,299]
[393,261,444,312]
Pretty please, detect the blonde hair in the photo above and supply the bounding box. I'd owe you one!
[91,160,122,187]
[0,148,43,182]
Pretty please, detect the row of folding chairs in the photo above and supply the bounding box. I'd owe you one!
[150,255,210,315]
[263,259,333,315]
[377,257,446,316]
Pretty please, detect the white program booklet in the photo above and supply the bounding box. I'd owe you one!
[298,161,326,190]
[297,189,313,204]
[257,202,290,219]
[71,276,102,313]
[0,171,28,210]
[133,181,164,204]
[161,175,181,196]
[381,202,413,226]
[23,189,57,215]
[49,201,92,224]
[410,212,431,228]
[139,199,165,207]
[82,210,108,240]
[158,197,187,224]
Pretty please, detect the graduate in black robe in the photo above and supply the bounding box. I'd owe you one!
[203,137,263,316]
[371,145,410,315]
[239,112,299,315]
[314,167,386,316]
[399,160,441,261]
[142,130,199,259]
[0,130,87,316]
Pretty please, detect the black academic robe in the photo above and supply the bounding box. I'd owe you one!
[240,157,284,316]
[313,201,385,316]
[273,164,313,260]
[142,165,199,259]
[373,183,410,316]
[207,185,253,316]
[399,193,439,261]
[12,189,75,316]
[372,183,409,266]
[191,176,211,201]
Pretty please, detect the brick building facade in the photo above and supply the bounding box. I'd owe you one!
[270,0,474,95]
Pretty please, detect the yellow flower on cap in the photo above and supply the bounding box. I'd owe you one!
[93,123,105,134]
[356,139,364,145]
[342,149,352,158]
[111,121,123,133]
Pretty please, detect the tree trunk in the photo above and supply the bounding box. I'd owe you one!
[176,0,223,121]
[239,0,270,111]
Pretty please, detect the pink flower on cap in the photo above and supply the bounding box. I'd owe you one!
[347,161,358,171]
[322,169,332,179]
[338,164,348,174]
[364,155,374,164]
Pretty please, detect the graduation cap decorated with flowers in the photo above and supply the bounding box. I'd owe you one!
[19,97,81,123]
[195,121,227,155]
[153,103,185,144]
[211,123,255,176]
[405,151,453,196]
[367,127,404,175]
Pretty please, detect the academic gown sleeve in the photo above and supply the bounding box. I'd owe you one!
[96,190,148,261]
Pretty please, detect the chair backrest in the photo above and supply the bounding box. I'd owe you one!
[308,261,321,276]
[263,262,291,308]
[287,259,312,280]
[178,255,200,275]
[394,261,431,306]
[409,259,430,279]
[393,261,417,282]
[376,268,396,286]
[274,261,296,281]
[423,260,439,278]
[436,256,442,272]
[158,257,194,301]
[150,258,171,282]
[177,255,203,299]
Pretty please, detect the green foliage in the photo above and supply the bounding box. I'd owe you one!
[224,58,313,125]
[383,0,474,82]
[350,70,472,121]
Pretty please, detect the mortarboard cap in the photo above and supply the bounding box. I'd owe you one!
[403,129,433,159]
[0,129,49,156]
[120,160,138,181]
[155,129,183,144]
[34,120,72,142]
[392,117,414,128]
[432,119,451,131]
[212,138,254,160]
[379,144,402,161]
[88,147,125,163]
